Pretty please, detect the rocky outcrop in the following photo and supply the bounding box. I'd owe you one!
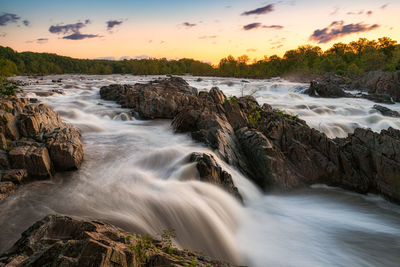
[100,77,400,204]
[100,77,198,119]
[306,79,352,98]
[189,152,242,202]
[373,105,400,117]
[0,215,234,267]
[351,71,400,102]
[0,98,83,201]
[305,71,400,104]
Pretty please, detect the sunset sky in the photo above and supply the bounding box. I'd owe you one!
[1,0,399,64]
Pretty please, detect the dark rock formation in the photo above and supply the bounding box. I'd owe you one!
[100,77,198,119]
[0,98,84,201]
[305,71,400,104]
[351,71,400,102]
[373,105,400,117]
[306,79,352,98]
[100,77,400,204]
[0,215,234,267]
[189,152,242,202]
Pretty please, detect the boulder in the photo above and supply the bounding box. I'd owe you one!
[306,80,352,98]
[351,71,400,102]
[8,145,54,179]
[189,152,242,202]
[100,77,199,119]
[0,215,235,267]
[372,104,400,117]
[0,97,84,200]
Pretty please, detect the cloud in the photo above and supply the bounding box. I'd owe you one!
[36,38,48,44]
[241,4,274,16]
[367,10,373,16]
[243,23,283,31]
[182,22,196,28]
[23,20,30,26]
[381,3,389,9]
[347,10,364,15]
[49,21,88,34]
[106,20,123,31]
[63,33,99,40]
[49,20,99,40]
[0,32,6,37]
[199,35,217,39]
[0,13,20,26]
[309,21,379,43]
[246,48,257,52]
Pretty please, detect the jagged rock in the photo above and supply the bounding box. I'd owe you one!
[8,145,54,179]
[1,169,28,184]
[351,71,400,102]
[373,104,400,117]
[306,80,352,98]
[189,152,242,201]
[236,127,302,189]
[100,77,198,119]
[0,215,234,267]
[46,127,83,171]
[0,97,84,200]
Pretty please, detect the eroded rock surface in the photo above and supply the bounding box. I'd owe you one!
[0,215,234,267]
[0,98,83,201]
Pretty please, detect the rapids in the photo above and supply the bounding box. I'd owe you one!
[1,75,399,267]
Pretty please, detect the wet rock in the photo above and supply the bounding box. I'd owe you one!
[100,76,198,119]
[9,145,54,179]
[189,152,243,201]
[1,169,28,184]
[372,104,400,117]
[351,71,400,102]
[306,80,352,98]
[0,97,84,200]
[46,127,83,171]
[0,215,235,267]
[363,93,395,104]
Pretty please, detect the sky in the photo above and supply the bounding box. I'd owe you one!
[0,0,399,65]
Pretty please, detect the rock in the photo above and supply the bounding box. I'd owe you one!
[373,105,400,117]
[1,169,28,184]
[100,76,198,119]
[189,152,242,202]
[363,93,395,104]
[0,215,235,267]
[351,71,400,102]
[0,98,84,200]
[236,127,302,190]
[0,151,9,169]
[0,181,15,201]
[8,145,54,179]
[306,80,352,98]
[46,127,83,171]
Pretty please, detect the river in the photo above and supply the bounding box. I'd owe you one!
[1,75,399,267]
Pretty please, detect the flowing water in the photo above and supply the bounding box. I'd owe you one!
[1,75,400,266]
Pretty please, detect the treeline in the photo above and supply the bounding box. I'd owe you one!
[218,37,400,77]
[0,47,215,76]
[1,37,400,78]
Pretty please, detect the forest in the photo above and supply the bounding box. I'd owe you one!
[1,37,399,78]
